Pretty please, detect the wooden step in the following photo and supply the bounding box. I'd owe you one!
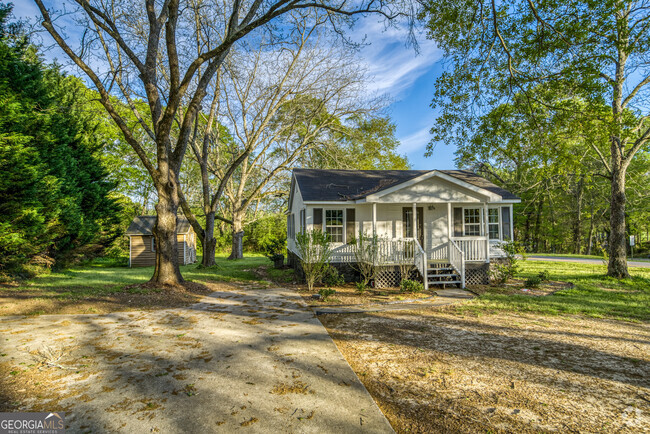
[428,280,462,285]
[428,267,454,272]
[427,273,457,278]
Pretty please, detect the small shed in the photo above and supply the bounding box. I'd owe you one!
[125,216,197,267]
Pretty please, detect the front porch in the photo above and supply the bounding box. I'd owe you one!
[288,201,514,289]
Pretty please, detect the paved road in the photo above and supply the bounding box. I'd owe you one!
[0,284,393,433]
[527,255,650,268]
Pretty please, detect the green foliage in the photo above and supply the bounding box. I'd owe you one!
[321,265,345,287]
[524,275,542,288]
[491,241,527,284]
[538,270,550,281]
[0,7,120,273]
[355,281,367,293]
[400,279,424,293]
[295,230,333,291]
[351,232,379,287]
[318,287,336,302]
[244,214,287,254]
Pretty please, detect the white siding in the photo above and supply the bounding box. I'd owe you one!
[376,176,486,204]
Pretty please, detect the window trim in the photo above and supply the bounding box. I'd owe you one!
[488,207,501,241]
[462,207,482,237]
[324,208,345,243]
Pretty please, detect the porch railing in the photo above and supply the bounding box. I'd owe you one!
[451,236,488,262]
[449,239,466,288]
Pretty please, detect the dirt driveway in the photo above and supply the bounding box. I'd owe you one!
[0,283,392,433]
[320,309,650,433]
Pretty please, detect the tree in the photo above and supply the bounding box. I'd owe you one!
[33,0,405,285]
[295,230,333,291]
[0,3,120,272]
[422,0,650,278]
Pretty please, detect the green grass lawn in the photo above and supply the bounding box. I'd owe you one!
[463,260,650,322]
[530,252,650,262]
[3,254,284,301]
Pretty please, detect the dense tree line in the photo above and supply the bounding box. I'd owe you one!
[0,4,123,276]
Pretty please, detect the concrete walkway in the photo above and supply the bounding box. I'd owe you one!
[527,255,650,268]
[0,285,393,433]
[313,288,475,315]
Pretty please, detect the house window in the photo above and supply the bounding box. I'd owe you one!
[325,209,344,242]
[299,209,305,234]
[151,237,156,252]
[463,208,481,236]
[488,208,500,240]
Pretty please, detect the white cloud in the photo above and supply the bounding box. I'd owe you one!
[354,18,442,97]
[397,125,431,154]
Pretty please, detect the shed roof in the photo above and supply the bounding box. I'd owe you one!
[125,216,192,235]
[292,169,519,202]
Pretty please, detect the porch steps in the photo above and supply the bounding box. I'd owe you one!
[426,263,462,288]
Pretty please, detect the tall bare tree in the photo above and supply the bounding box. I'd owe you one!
[33,0,405,284]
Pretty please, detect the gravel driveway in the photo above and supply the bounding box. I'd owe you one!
[0,283,393,433]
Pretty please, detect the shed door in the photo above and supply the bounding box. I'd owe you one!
[402,207,424,248]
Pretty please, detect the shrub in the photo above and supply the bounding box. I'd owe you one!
[351,232,379,287]
[538,270,550,281]
[295,230,333,291]
[318,287,336,302]
[400,279,424,293]
[355,281,367,293]
[322,265,345,287]
[525,275,542,288]
[491,241,527,284]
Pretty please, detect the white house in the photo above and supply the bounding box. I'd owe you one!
[286,169,520,288]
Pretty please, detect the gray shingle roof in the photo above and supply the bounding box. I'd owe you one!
[292,169,519,202]
[125,216,192,235]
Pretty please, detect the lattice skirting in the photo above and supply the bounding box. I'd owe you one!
[374,266,421,288]
[465,263,489,285]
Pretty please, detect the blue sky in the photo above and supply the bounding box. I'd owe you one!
[351,18,455,170]
[13,4,455,169]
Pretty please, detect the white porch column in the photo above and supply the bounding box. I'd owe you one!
[447,202,453,260]
[412,202,417,242]
[372,202,377,238]
[483,203,490,262]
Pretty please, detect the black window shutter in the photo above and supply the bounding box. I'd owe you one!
[313,208,323,230]
[501,207,512,240]
[453,207,463,237]
[346,208,355,243]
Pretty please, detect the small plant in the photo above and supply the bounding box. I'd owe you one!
[538,270,550,281]
[318,287,336,302]
[264,239,286,268]
[524,275,542,288]
[490,241,526,284]
[351,232,379,288]
[400,279,424,293]
[295,230,333,291]
[355,281,367,293]
[321,265,345,286]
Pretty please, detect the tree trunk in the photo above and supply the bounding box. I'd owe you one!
[201,211,217,267]
[608,162,629,278]
[151,184,184,285]
[572,176,585,254]
[533,196,544,252]
[586,199,595,255]
[229,213,244,260]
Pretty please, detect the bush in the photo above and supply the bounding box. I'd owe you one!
[355,281,367,293]
[295,230,333,291]
[351,232,379,287]
[318,287,336,302]
[538,270,550,281]
[400,279,424,293]
[322,265,345,286]
[244,214,286,254]
[491,241,526,284]
[525,275,542,288]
